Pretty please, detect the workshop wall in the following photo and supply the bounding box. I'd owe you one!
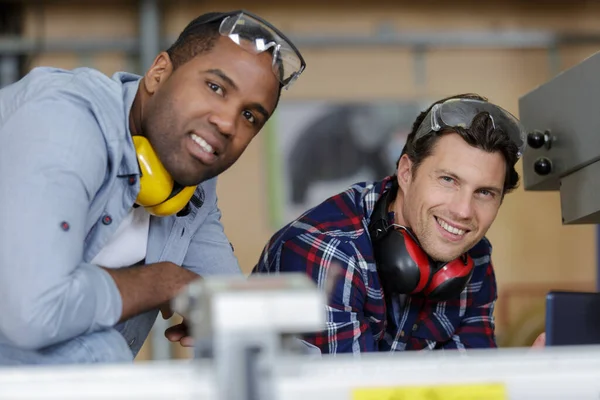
[21,0,600,358]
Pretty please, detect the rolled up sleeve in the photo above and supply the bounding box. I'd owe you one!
[0,97,122,349]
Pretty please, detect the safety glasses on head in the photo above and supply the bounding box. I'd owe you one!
[414,98,527,157]
[206,10,306,90]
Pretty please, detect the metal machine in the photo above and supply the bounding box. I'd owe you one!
[3,51,600,400]
[3,272,600,399]
[519,51,600,224]
[3,273,600,400]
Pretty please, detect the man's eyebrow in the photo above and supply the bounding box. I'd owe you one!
[478,185,503,196]
[435,169,502,195]
[204,69,238,91]
[436,169,461,182]
[250,103,270,121]
[204,69,271,121]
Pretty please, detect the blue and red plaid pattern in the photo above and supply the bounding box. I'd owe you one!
[253,177,498,354]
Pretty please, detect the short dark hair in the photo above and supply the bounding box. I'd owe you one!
[166,16,222,70]
[165,13,283,107]
[398,93,520,195]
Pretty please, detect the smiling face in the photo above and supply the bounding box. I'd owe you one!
[139,35,280,186]
[394,133,506,262]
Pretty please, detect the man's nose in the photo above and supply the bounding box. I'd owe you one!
[448,190,475,220]
[208,108,236,138]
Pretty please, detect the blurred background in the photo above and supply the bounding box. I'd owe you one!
[2,0,598,360]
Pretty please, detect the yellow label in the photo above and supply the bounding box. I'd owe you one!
[352,383,507,400]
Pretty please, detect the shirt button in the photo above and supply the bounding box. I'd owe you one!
[102,215,112,225]
[412,324,419,331]
[399,330,405,337]
[128,176,136,185]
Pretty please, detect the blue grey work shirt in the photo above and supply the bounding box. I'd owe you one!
[0,67,241,356]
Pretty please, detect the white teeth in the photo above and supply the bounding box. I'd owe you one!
[191,133,215,155]
[436,217,466,236]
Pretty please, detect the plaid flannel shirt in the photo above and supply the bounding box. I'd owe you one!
[253,177,498,355]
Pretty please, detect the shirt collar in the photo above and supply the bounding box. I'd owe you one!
[115,71,143,177]
[363,175,396,226]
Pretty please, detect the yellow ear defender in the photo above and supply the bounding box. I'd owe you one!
[132,135,196,217]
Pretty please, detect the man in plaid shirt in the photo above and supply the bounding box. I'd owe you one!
[253,94,527,354]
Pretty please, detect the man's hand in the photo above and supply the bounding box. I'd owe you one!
[531,332,546,348]
[159,300,193,347]
[159,301,174,320]
[165,319,194,347]
[102,261,200,322]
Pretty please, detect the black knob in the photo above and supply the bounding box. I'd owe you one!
[527,131,546,149]
[534,157,552,175]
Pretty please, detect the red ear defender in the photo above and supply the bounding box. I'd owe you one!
[368,185,475,302]
[398,228,432,294]
[424,255,475,300]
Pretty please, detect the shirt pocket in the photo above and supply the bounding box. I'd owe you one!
[409,305,464,345]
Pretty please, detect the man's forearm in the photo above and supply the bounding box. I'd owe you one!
[102,262,199,321]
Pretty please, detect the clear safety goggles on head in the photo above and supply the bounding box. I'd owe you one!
[414,98,527,157]
[217,10,306,90]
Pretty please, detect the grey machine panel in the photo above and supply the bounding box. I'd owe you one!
[519,51,600,224]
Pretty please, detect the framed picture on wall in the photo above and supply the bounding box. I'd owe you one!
[264,99,427,228]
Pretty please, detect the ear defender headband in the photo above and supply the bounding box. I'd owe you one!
[133,136,196,217]
[368,183,475,302]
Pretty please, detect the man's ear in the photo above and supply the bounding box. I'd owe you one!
[396,154,413,192]
[143,52,173,95]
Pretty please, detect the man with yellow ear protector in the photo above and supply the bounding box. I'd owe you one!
[0,10,305,365]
